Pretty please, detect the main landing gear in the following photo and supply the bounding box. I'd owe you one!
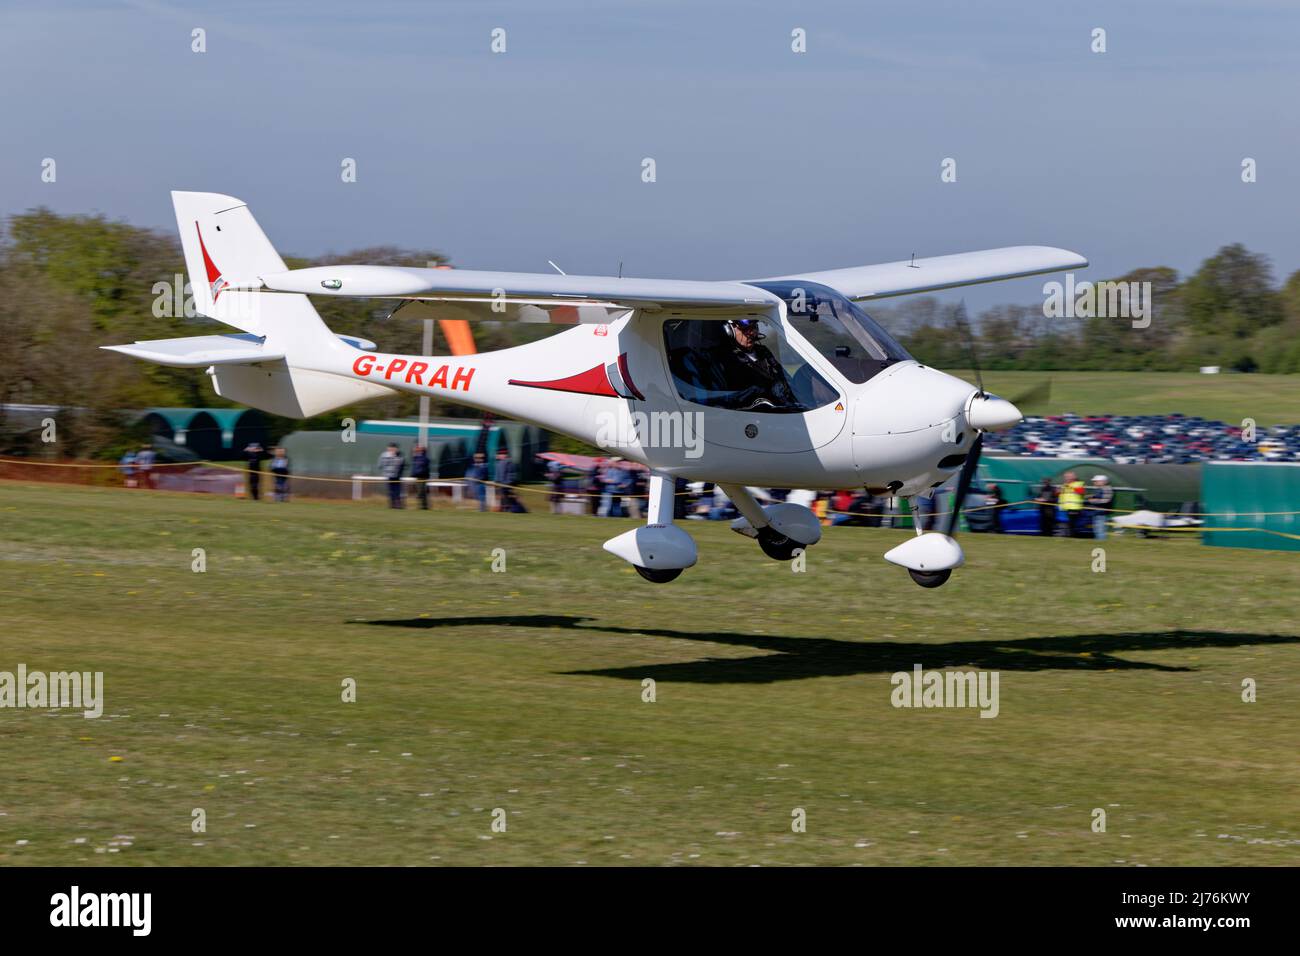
[724,484,822,562]
[757,527,801,561]
[603,471,698,584]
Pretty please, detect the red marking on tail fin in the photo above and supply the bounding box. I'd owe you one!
[195,222,221,283]
[195,222,228,301]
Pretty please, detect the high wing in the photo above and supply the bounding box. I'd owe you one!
[755,246,1088,302]
[246,264,777,319]
[172,189,1082,322]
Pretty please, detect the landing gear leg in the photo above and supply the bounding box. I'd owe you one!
[602,471,697,582]
[907,495,925,535]
[722,483,821,561]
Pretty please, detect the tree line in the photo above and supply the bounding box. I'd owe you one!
[874,247,1300,374]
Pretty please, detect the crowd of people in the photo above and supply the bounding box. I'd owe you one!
[118,438,1118,540]
[1029,471,1115,538]
[372,444,528,513]
[240,442,292,502]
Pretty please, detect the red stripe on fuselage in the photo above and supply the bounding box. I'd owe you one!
[617,352,646,401]
[509,363,617,397]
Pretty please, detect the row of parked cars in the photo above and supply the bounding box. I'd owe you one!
[983,414,1299,464]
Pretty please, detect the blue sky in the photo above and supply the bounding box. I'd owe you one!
[3,0,1298,310]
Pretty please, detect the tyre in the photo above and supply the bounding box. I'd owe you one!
[757,527,801,561]
[908,568,952,588]
[635,565,683,584]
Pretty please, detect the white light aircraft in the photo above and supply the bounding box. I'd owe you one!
[106,192,1087,586]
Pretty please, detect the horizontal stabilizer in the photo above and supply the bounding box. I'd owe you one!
[101,333,283,368]
[102,331,376,368]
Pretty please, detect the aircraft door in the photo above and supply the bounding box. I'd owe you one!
[659,315,846,453]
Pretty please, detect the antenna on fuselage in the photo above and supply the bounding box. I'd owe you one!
[547,260,567,276]
[908,252,919,269]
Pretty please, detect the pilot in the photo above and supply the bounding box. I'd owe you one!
[706,318,799,411]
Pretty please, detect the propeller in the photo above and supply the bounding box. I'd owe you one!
[1006,377,1052,414]
[942,302,1043,533]
[952,302,985,398]
[945,431,984,536]
[953,301,1052,417]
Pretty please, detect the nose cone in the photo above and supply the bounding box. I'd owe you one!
[853,364,977,436]
[966,393,1023,431]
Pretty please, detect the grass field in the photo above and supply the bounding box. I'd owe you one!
[1,481,1297,866]
[940,369,1300,425]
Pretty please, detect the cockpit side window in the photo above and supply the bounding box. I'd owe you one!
[663,317,838,414]
[748,280,913,385]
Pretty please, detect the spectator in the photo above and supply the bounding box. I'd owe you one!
[600,459,622,517]
[270,446,291,502]
[1058,470,1086,537]
[916,491,940,532]
[136,444,157,490]
[465,452,489,511]
[493,447,517,512]
[708,483,731,520]
[1034,477,1058,536]
[1087,474,1114,539]
[688,482,714,520]
[547,460,566,514]
[583,465,602,515]
[411,445,432,510]
[618,463,639,519]
[118,449,138,488]
[378,442,405,509]
[673,477,690,520]
[242,441,265,500]
[832,489,854,515]
[983,482,1006,534]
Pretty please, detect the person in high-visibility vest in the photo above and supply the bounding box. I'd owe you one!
[1057,471,1086,537]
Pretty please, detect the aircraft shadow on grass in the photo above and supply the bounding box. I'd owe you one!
[359,615,1300,685]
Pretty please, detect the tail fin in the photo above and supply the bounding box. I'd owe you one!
[103,191,396,417]
[172,190,288,332]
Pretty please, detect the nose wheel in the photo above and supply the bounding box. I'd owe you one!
[908,568,952,588]
[635,565,683,584]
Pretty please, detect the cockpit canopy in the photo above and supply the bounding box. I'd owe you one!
[748,280,913,384]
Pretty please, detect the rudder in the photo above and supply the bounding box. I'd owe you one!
[172,191,288,332]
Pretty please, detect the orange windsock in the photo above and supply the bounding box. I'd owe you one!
[439,319,476,356]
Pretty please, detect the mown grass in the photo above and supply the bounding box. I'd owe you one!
[0,481,1296,866]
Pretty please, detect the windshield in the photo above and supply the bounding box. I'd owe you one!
[748,280,913,384]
